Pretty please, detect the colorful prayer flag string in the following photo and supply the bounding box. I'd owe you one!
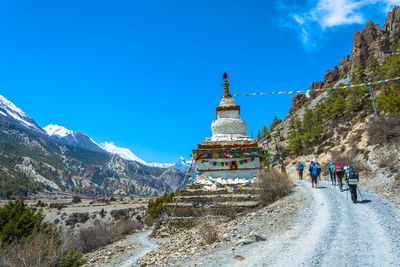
[230,76,400,97]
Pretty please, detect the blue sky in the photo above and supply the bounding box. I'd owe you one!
[0,0,397,163]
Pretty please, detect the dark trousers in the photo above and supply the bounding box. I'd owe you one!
[337,172,344,191]
[299,171,303,180]
[349,184,358,203]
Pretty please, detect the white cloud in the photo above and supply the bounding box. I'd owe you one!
[277,0,400,47]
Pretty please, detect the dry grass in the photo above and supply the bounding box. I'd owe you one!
[0,231,67,267]
[77,218,142,253]
[198,217,218,245]
[256,170,293,205]
[380,151,399,173]
[367,115,400,145]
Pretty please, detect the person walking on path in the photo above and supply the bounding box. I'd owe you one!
[311,163,319,188]
[345,166,359,203]
[335,162,345,191]
[328,161,336,185]
[315,162,321,180]
[309,161,314,180]
[297,163,304,180]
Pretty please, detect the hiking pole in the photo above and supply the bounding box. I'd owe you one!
[357,187,364,201]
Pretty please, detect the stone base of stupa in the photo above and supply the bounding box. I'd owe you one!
[163,181,261,228]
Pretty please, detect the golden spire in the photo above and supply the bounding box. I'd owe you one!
[223,72,230,97]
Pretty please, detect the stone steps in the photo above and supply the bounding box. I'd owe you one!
[162,216,229,228]
[180,188,258,196]
[173,194,260,203]
[164,201,260,217]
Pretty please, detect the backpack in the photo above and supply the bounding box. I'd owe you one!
[347,166,358,185]
[299,163,304,171]
[309,163,314,172]
[315,163,321,175]
[329,162,335,173]
[311,165,319,176]
[336,163,344,173]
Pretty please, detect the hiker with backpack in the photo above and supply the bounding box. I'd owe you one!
[311,163,319,188]
[328,161,336,186]
[315,162,321,180]
[297,163,304,180]
[345,166,359,204]
[335,162,345,191]
[309,161,314,179]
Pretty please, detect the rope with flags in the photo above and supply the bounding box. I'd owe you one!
[231,76,400,97]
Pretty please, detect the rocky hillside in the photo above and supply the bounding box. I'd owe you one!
[0,95,185,198]
[261,6,400,207]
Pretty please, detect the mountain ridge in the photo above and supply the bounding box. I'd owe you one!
[0,94,186,197]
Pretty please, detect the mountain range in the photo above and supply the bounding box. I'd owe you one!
[43,124,189,172]
[0,95,187,197]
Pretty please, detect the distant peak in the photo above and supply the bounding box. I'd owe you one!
[100,141,147,165]
[44,124,73,137]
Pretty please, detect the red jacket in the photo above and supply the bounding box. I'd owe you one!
[334,163,344,174]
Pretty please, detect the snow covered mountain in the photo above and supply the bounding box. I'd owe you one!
[148,156,190,172]
[0,94,44,132]
[44,124,105,153]
[100,141,147,165]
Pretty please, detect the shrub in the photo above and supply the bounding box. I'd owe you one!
[72,196,82,203]
[49,203,66,210]
[0,199,86,267]
[144,191,178,225]
[199,217,218,245]
[367,115,400,145]
[256,170,293,205]
[77,218,142,253]
[0,198,44,244]
[100,208,106,218]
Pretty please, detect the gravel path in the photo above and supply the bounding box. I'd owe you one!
[120,230,160,267]
[188,180,400,266]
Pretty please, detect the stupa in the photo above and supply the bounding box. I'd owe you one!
[193,73,261,182]
[163,73,262,227]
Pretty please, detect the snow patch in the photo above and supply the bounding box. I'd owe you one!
[0,94,40,130]
[44,124,73,137]
[100,141,147,165]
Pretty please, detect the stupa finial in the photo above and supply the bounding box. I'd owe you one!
[223,72,230,97]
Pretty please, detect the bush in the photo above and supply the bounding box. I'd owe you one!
[77,218,142,253]
[144,191,178,225]
[0,199,86,266]
[72,196,82,203]
[0,198,44,244]
[0,231,86,267]
[199,217,218,245]
[367,115,400,145]
[256,170,293,205]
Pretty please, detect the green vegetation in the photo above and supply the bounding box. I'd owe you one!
[0,198,86,266]
[0,172,49,198]
[287,108,323,155]
[374,53,400,114]
[144,191,177,225]
[72,196,82,203]
[0,198,45,243]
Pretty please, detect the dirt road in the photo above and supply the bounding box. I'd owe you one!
[185,180,400,266]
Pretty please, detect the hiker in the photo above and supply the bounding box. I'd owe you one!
[328,161,336,185]
[315,162,321,180]
[335,162,345,192]
[345,166,359,204]
[311,163,319,188]
[309,161,314,179]
[297,163,304,180]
